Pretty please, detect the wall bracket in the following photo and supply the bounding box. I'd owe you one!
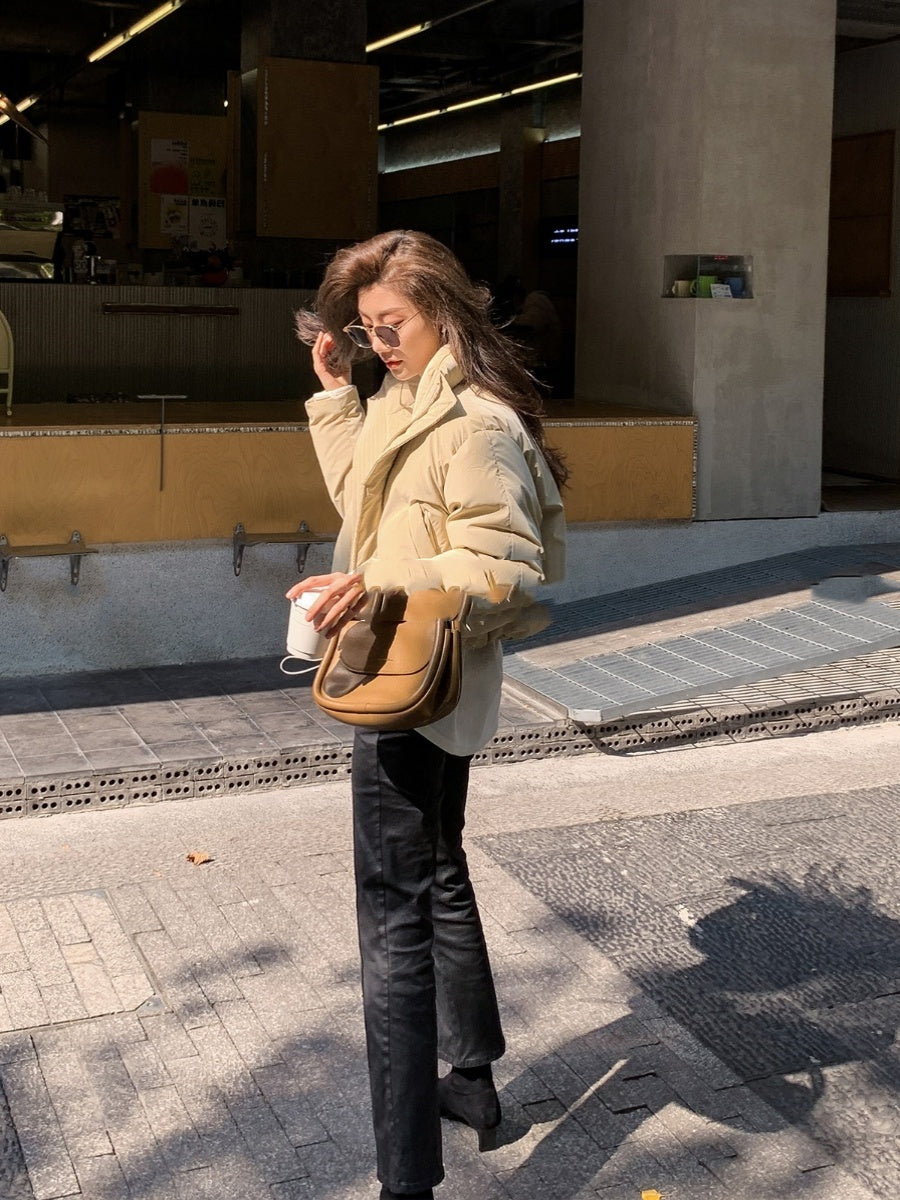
[232,522,336,577]
[0,530,98,592]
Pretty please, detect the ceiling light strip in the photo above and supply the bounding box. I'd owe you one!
[367,22,433,53]
[88,0,185,63]
[366,0,496,54]
[0,94,39,127]
[378,71,582,131]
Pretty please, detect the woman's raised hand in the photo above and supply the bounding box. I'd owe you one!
[312,331,350,391]
[285,571,366,637]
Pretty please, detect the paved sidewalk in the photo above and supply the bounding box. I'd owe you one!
[2,543,900,821]
[3,727,900,1200]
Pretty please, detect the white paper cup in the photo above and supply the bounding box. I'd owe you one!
[286,590,329,661]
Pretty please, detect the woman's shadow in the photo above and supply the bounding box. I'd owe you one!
[493,865,900,1197]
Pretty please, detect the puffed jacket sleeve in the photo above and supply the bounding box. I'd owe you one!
[304,385,365,519]
[360,427,561,637]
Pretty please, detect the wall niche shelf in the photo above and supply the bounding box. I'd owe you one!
[663,254,754,299]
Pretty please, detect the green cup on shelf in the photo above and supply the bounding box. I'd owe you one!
[690,275,717,298]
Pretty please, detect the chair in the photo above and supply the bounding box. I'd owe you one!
[0,308,12,418]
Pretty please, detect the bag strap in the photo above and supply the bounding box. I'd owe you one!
[279,656,319,677]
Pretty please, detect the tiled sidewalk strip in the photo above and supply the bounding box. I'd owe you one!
[505,598,900,721]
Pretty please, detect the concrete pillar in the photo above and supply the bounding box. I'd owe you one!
[497,114,545,288]
[575,0,836,520]
[240,0,366,67]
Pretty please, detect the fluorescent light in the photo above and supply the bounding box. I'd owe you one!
[88,0,185,63]
[510,72,582,96]
[0,94,38,127]
[444,91,504,112]
[128,0,185,38]
[366,22,431,52]
[388,108,443,128]
[0,93,42,128]
[378,71,582,131]
[88,32,128,62]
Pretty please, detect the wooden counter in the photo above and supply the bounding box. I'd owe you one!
[0,399,696,545]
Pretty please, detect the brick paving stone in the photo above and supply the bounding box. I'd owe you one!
[119,1039,172,1091]
[0,972,49,1030]
[17,927,74,989]
[139,881,205,952]
[269,1180,316,1200]
[5,900,47,936]
[39,897,90,946]
[133,930,218,1029]
[0,907,27,973]
[71,891,150,977]
[214,999,283,1072]
[176,1156,271,1200]
[237,969,323,1039]
[138,1083,209,1173]
[32,1014,145,1059]
[109,884,164,935]
[0,1059,79,1200]
[59,943,121,1018]
[106,1120,177,1200]
[140,1013,199,1064]
[111,968,156,1011]
[73,1153,130,1200]
[171,882,264,979]
[36,981,88,1025]
[251,889,340,990]
[225,1094,308,1184]
[187,1021,261,1099]
[36,1049,112,1159]
[251,1063,329,1148]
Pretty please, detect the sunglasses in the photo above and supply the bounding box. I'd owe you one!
[342,311,421,349]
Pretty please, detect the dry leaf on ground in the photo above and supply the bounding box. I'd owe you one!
[186,850,213,865]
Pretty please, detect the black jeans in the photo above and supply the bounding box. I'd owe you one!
[352,728,505,1194]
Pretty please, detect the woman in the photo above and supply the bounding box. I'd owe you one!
[288,230,566,1199]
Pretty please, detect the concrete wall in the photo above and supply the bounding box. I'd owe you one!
[3,510,898,677]
[826,40,900,481]
[576,0,836,520]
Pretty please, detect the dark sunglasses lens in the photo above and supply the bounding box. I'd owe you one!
[375,325,401,348]
[346,326,370,348]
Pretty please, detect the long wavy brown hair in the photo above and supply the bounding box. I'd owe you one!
[294,229,568,489]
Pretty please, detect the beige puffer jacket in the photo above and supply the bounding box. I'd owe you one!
[305,345,566,645]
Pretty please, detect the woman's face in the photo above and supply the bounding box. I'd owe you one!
[356,282,443,382]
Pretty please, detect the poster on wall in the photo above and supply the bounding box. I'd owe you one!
[160,194,189,236]
[150,139,189,195]
[139,114,228,249]
[189,197,226,248]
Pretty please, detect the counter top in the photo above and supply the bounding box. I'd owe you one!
[2,398,695,436]
[0,400,311,436]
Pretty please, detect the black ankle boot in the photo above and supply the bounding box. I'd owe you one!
[438,1068,501,1151]
[379,1188,433,1199]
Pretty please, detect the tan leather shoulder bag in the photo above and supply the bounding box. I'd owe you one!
[312,587,471,730]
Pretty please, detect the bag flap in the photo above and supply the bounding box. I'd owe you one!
[338,615,441,676]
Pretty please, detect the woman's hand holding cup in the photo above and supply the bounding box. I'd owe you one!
[285,571,366,637]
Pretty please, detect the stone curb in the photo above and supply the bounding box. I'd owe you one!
[1,686,899,820]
